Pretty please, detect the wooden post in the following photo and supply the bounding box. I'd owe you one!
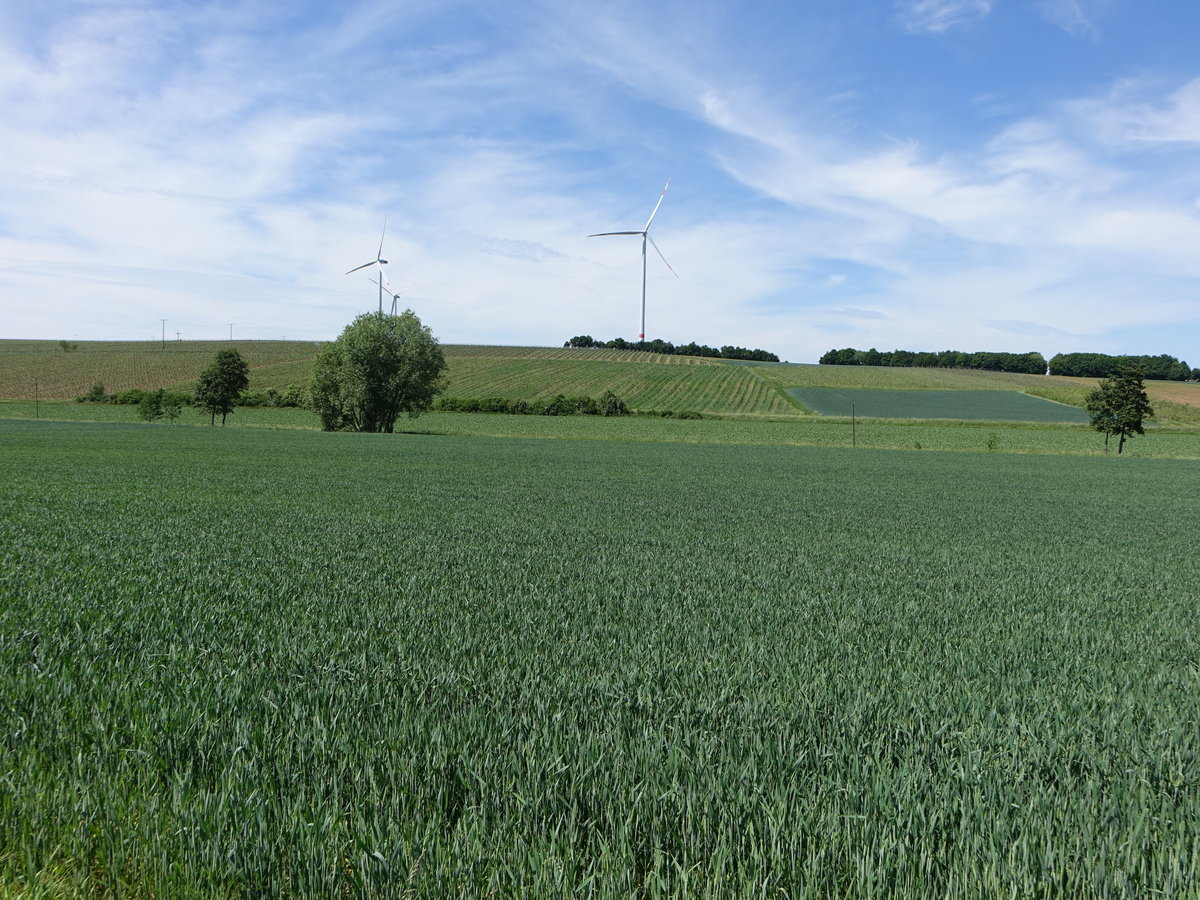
[851,400,856,447]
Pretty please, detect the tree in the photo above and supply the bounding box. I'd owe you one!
[195,348,249,426]
[309,310,447,433]
[137,389,163,423]
[162,392,184,423]
[1085,367,1154,455]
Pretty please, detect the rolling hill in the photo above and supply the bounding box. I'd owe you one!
[2,339,1198,424]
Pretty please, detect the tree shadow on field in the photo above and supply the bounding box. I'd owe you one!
[393,427,446,436]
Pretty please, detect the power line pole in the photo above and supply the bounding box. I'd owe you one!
[160,319,166,349]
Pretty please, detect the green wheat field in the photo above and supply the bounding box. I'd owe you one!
[3,420,1198,897]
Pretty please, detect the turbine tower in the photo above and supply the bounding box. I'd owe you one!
[589,179,677,340]
[346,219,390,313]
[366,273,406,315]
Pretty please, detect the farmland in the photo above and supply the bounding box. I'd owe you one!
[4,339,1200,426]
[3,420,1199,897]
[6,401,1200,457]
[787,388,1091,423]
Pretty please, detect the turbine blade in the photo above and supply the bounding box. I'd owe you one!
[377,216,387,259]
[646,234,677,277]
[642,178,670,231]
[588,231,644,237]
[346,260,377,275]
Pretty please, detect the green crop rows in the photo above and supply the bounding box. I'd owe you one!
[2,421,1198,897]
[445,356,791,416]
[788,388,1091,423]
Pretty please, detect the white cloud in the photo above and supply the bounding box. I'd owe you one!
[1,2,1198,364]
[1073,78,1200,146]
[1035,0,1103,39]
[895,0,997,34]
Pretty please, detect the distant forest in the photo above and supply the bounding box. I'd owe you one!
[820,348,1197,381]
[565,336,780,363]
[819,348,1047,374]
[1047,352,1195,381]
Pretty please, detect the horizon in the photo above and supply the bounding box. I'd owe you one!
[2,1,1199,365]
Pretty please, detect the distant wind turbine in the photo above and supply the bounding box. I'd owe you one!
[366,273,406,315]
[346,218,390,313]
[589,179,677,340]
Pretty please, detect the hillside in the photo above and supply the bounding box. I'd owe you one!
[2,339,1198,424]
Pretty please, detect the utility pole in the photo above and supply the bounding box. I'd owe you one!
[175,331,181,342]
[160,319,166,349]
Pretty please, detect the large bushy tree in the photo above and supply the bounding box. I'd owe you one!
[310,311,447,433]
[195,348,250,426]
[1085,367,1154,455]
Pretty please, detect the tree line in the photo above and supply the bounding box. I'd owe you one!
[819,347,1047,374]
[565,335,780,362]
[820,346,1197,381]
[1048,352,1195,381]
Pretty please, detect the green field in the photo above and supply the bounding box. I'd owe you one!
[788,388,1092,423]
[3,420,1199,896]
[6,401,1200,458]
[5,339,1200,426]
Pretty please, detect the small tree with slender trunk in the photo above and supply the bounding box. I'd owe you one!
[195,348,249,426]
[1085,366,1154,455]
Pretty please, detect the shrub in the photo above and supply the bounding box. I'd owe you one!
[239,390,274,408]
[76,383,110,403]
[434,393,631,417]
[601,392,628,417]
[113,388,148,405]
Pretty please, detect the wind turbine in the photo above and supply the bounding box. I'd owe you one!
[589,179,677,340]
[366,273,406,315]
[346,218,389,313]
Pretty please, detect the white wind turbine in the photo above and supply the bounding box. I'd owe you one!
[346,219,390,313]
[589,179,677,340]
[368,273,406,315]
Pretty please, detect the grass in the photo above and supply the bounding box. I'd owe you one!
[4,401,1200,458]
[2,420,1198,896]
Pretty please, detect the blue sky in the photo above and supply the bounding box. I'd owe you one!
[2,0,1199,364]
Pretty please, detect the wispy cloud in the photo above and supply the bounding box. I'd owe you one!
[1,1,1197,363]
[1035,0,1100,39]
[895,0,997,34]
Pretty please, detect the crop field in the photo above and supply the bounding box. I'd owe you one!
[444,355,792,416]
[5,401,1200,459]
[788,388,1092,423]
[2,420,1198,897]
[4,339,1200,425]
[0,340,325,398]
